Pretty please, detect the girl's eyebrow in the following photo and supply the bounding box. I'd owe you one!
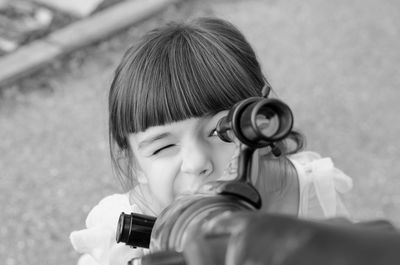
[138,132,171,149]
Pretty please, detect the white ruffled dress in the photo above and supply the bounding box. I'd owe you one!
[70,151,353,265]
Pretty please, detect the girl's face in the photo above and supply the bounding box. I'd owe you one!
[128,111,236,214]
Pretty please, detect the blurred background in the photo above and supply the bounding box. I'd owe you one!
[0,0,399,264]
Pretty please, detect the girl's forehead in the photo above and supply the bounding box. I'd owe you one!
[129,118,203,146]
[138,118,200,136]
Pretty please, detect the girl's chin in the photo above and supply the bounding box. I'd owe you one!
[153,198,173,214]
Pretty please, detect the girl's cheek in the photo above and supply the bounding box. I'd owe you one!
[154,176,175,200]
[153,164,178,202]
[213,144,236,177]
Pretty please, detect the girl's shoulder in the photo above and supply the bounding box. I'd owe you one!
[287,151,354,219]
[85,193,139,228]
[70,193,144,265]
[287,151,353,192]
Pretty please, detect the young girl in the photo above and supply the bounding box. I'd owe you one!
[70,17,353,265]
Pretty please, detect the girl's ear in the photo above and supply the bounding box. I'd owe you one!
[117,156,129,177]
[136,170,148,184]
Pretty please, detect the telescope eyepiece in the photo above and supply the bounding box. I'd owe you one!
[216,98,293,149]
[116,212,156,249]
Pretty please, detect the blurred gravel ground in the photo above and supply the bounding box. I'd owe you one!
[1,0,399,265]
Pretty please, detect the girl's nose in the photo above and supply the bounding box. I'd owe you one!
[180,142,213,178]
[174,143,213,196]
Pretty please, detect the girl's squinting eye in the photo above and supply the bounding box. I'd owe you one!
[208,128,219,137]
[152,144,175,155]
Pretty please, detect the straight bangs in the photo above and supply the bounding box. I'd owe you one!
[110,21,265,149]
[110,19,266,150]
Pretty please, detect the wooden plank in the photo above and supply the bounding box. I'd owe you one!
[0,0,182,87]
[0,41,62,87]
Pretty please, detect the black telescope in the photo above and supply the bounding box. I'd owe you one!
[216,97,293,149]
[115,96,400,265]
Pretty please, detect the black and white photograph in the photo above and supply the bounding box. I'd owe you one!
[1,0,400,264]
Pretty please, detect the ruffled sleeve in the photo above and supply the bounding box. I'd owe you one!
[70,193,145,265]
[288,151,353,219]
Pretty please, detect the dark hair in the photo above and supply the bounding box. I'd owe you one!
[109,17,304,189]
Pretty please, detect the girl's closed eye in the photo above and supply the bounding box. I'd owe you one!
[152,144,176,156]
